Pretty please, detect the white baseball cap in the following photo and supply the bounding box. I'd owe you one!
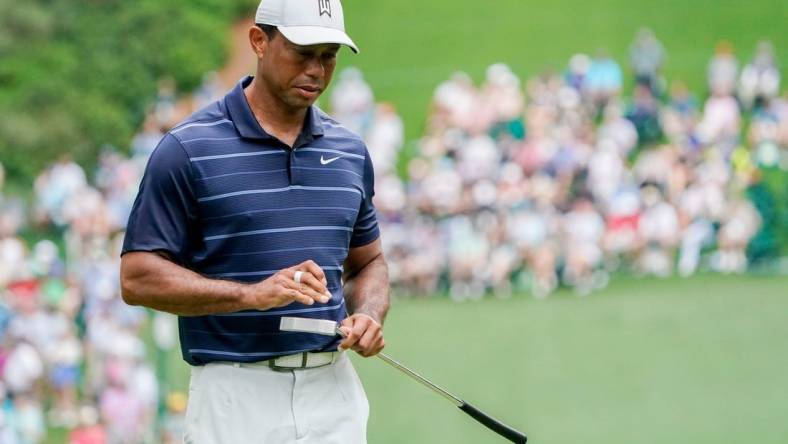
[255,0,359,53]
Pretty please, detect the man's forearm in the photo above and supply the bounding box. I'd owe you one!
[121,252,251,316]
[343,253,390,324]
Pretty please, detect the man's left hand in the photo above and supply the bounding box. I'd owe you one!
[338,314,385,357]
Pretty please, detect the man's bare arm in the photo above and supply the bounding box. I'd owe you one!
[342,238,390,323]
[120,251,333,316]
[339,238,390,356]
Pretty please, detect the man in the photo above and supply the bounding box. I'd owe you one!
[119,1,389,443]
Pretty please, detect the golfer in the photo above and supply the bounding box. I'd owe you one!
[119,0,389,442]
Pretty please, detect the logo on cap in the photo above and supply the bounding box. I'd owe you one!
[318,0,332,17]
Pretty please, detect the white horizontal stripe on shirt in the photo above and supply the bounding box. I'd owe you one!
[190,150,284,162]
[203,206,358,221]
[355,220,378,231]
[214,246,348,257]
[171,119,233,134]
[197,169,288,181]
[182,136,242,144]
[197,185,362,202]
[204,225,352,241]
[291,166,363,178]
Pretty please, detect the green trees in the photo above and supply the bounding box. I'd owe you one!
[0,0,255,182]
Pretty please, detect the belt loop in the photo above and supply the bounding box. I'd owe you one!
[301,352,308,368]
[233,362,241,368]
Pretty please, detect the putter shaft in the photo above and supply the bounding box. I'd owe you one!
[334,327,461,405]
[375,351,463,406]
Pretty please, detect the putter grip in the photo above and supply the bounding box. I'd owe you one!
[458,402,527,444]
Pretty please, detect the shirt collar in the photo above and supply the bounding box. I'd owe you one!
[225,76,325,142]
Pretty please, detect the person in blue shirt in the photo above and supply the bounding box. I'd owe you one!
[119,1,389,442]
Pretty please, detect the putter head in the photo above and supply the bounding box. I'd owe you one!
[279,317,339,336]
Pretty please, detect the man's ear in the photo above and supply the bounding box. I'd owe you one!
[249,26,268,59]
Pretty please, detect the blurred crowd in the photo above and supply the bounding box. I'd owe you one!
[332,32,786,299]
[0,72,220,443]
[0,31,785,442]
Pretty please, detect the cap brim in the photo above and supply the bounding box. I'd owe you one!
[278,26,359,54]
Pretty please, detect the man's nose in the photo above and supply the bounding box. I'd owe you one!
[304,56,326,79]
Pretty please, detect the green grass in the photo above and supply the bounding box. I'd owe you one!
[336,0,788,141]
[115,274,788,444]
[44,274,788,443]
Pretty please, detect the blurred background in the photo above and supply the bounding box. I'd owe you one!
[0,0,786,443]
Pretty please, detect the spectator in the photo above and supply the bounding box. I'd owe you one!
[637,184,680,276]
[68,405,106,444]
[33,155,87,228]
[13,393,45,444]
[697,83,741,151]
[626,83,663,144]
[598,102,639,157]
[707,41,738,96]
[431,71,478,131]
[153,77,177,128]
[129,116,164,160]
[565,53,591,91]
[329,67,375,136]
[192,71,224,110]
[739,40,781,110]
[562,197,606,295]
[584,50,623,111]
[662,81,699,149]
[713,200,761,273]
[366,103,404,176]
[629,28,665,92]
[603,188,642,259]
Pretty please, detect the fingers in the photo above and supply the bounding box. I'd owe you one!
[285,287,318,306]
[284,275,330,304]
[355,323,384,357]
[257,269,329,309]
[296,260,328,287]
[338,317,361,351]
[298,272,332,301]
[339,314,384,357]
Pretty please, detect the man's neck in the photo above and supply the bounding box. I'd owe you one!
[244,77,308,147]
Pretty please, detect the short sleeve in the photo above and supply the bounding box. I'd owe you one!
[350,148,380,247]
[121,133,199,262]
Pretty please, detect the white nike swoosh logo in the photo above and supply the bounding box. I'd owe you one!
[320,155,341,165]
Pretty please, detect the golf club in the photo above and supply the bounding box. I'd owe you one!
[280,317,528,443]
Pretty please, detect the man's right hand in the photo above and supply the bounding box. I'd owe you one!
[245,260,333,310]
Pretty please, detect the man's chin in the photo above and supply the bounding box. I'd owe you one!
[285,94,319,111]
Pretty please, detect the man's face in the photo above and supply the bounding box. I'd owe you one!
[258,31,340,110]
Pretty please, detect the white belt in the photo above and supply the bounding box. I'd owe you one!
[220,351,334,372]
[214,352,339,371]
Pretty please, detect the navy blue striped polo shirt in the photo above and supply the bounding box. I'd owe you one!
[122,76,379,365]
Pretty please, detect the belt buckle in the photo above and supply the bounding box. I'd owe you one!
[267,352,334,371]
[268,352,306,372]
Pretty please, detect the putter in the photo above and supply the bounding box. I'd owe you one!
[280,317,527,444]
